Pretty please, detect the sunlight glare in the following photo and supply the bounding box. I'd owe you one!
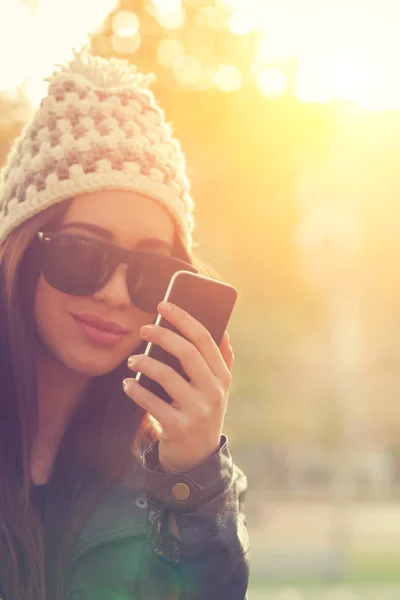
[329,53,371,103]
[0,0,32,90]
[228,4,257,36]
[295,55,335,104]
[257,68,288,98]
[256,31,296,65]
[247,0,400,110]
[3,0,400,111]
[0,0,117,106]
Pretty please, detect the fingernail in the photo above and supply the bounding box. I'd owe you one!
[140,325,154,339]
[127,356,137,369]
[123,378,135,392]
[158,301,171,312]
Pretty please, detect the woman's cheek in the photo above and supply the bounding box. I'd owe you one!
[34,276,64,349]
[34,280,89,372]
[34,275,147,376]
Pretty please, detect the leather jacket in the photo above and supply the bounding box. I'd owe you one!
[64,435,250,599]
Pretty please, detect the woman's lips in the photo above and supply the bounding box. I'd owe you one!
[72,315,127,347]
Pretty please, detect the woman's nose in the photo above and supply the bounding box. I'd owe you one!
[92,263,131,307]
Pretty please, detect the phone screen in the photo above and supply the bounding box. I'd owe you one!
[135,271,237,403]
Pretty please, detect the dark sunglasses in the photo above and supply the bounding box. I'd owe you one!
[37,231,197,313]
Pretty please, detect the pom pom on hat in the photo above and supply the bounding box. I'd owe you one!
[47,47,156,89]
[0,48,195,248]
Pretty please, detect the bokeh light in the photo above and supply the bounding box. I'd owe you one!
[221,0,400,109]
[3,0,400,109]
[173,54,202,86]
[195,6,227,32]
[214,64,242,92]
[157,38,185,67]
[152,0,186,30]
[195,65,218,90]
[186,27,214,57]
[111,10,140,38]
[112,31,141,54]
[228,6,256,36]
[111,9,141,55]
[215,0,234,13]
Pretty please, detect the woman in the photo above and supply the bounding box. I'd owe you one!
[0,50,249,600]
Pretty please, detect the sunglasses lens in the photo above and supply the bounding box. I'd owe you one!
[42,237,108,296]
[129,254,195,313]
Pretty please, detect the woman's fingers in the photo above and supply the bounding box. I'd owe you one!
[155,301,232,384]
[123,377,186,433]
[127,353,192,407]
[139,323,213,387]
[123,306,235,473]
[219,331,235,372]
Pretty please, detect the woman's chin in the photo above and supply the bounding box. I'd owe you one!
[61,351,126,377]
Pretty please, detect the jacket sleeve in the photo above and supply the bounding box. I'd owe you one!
[142,435,250,600]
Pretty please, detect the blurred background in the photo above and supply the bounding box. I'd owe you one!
[2,0,400,597]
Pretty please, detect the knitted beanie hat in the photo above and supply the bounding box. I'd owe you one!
[0,49,195,248]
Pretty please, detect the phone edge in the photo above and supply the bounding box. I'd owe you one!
[135,270,191,383]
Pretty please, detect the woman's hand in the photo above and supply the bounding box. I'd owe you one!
[123,301,234,473]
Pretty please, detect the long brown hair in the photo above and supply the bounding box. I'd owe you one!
[0,198,210,600]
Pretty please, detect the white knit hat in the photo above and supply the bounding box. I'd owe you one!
[0,49,195,248]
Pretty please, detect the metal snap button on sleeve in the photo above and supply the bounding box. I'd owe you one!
[136,496,147,508]
[172,482,190,501]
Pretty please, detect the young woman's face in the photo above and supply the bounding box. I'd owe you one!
[34,190,175,376]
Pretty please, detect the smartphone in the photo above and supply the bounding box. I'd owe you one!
[135,271,237,403]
